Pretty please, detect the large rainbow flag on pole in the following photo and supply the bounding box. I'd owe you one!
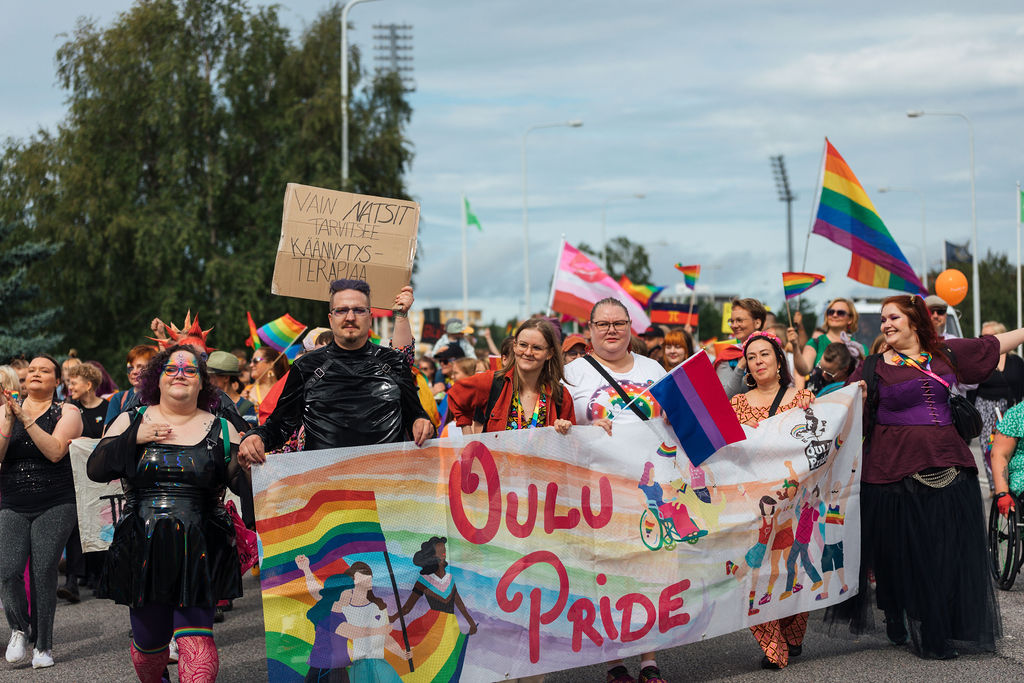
[810,139,926,294]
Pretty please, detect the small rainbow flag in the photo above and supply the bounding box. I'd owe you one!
[618,275,664,308]
[245,311,261,349]
[782,272,826,300]
[811,139,925,294]
[257,314,307,353]
[674,264,700,290]
[656,442,677,458]
[649,351,746,465]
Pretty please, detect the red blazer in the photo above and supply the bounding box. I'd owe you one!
[447,371,575,433]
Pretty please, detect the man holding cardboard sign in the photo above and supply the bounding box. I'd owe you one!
[239,278,433,466]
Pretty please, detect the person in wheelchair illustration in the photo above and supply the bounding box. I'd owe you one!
[637,461,708,550]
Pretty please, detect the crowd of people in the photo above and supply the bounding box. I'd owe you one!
[2,278,1024,681]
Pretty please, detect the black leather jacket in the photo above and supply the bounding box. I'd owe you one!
[252,340,428,452]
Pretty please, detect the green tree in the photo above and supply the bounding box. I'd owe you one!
[0,0,413,377]
[697,299,722,342]
[0,223,62,360]
[578,236,652,283]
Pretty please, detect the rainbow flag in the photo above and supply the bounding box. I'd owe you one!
[257,314,307,353]
[810,139,925,294]
[246,311,261,349]
[618,275,664,308]
[674,264,700,290]
[656,442,677,458]
[782,272,826,300]
[649,351,746,465]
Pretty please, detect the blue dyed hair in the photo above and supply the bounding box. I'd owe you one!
[306,573,356,628]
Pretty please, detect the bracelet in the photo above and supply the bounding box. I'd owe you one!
[22,420,35,431]
[392,308,408,318]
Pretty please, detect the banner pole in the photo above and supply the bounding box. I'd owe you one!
[545,236,565,318]
[382,548,414,672]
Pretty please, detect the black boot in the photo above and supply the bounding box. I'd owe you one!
[57,580,80,604]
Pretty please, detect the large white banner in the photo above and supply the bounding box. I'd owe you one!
[253,386,862,681]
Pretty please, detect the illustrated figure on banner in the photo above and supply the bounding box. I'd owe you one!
[294,554,356,682]
[392,537,478,681]
[637,460,708,551]
[816,456,858,601]
[671,456,728,532]
[726,494,778,616]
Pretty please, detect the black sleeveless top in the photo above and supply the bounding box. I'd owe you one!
[0,402,75,513]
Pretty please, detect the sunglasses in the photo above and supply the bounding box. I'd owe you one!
[929,307,948,315]
[825,308,849,318]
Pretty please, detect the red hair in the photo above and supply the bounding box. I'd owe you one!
[880,295,950,366]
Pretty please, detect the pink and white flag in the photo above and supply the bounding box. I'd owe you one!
[549,241,651,334]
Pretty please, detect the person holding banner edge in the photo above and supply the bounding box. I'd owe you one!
[240,278,433,465]
[563,297,667,683]
[833,294,1024,660]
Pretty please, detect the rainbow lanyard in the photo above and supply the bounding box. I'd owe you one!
[518,390,545,429]
[893,350,932,370]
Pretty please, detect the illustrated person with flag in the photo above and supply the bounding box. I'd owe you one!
[239,278,433,465]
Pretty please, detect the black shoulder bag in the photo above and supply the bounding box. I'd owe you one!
[583,356,649,421]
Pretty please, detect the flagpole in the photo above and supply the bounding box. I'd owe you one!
[800,138,829,271]
[382,548,414,672]
[610,351,700,421]
[461,193,469,324]
[546,236,565,317]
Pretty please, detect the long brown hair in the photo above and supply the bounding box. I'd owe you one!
[497,318,566,405]
[344,561,387,611]
[880,294,951,366]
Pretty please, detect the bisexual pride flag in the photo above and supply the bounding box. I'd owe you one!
[648,351,746,465]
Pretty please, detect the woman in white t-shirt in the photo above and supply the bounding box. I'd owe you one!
[562,297,668,683]
[337,562,411,681]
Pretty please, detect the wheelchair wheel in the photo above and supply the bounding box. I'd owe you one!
[988,494,1020,590]
[640,508,663,551]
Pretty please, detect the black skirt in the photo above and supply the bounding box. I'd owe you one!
[826,469,1000,657]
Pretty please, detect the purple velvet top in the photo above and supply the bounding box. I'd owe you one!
[850,336,999,484]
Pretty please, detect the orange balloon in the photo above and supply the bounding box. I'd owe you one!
[935,269,968,306]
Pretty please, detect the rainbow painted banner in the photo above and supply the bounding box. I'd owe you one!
[782,272,826,300]
[253,387,862,681]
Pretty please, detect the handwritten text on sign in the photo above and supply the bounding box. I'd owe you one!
[271,183,419,308]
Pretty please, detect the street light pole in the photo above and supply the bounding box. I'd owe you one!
[770,155,796,272]
[521,119,582,316]
[600,194,645,272]
[341,0,380,189]
[878,186,927,285]
[907,110,980,335]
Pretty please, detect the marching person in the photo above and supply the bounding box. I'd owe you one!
[564,297,667,683]
[239,279,433,466]
[717,298,768,399]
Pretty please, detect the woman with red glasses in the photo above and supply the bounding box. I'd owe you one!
[792,298,867,377]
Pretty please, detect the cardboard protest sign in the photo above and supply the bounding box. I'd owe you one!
[272,184,420,308]
[253,387,862,681]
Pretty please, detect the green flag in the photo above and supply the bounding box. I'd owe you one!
[464,196,482,231]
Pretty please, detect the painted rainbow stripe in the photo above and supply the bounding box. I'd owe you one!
[782,272,826,300]
[618,275,664,308]
[674,264,700,290]
[648,351,746,465]
[656,442,677,458]
[257,313,307,352]
[811,139,925,294]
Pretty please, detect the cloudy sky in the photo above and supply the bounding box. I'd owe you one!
[3,1,1023,324]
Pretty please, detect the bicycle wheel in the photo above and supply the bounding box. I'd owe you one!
[640,508,663,551]
[988,495,1019,590]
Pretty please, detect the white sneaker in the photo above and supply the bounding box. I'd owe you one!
[5,630,26,663]
[30,651,52,671]
[167,638,178,664]
[31,648,53,669]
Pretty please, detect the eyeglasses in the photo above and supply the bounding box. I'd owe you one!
[727,318,750,326]
[162,364,199,379]
[565,349,584,359]
[590,320,630,332]
[330,306,371,318]
[825,308,850,318]
[929,307,948,315]
[515,340,549,354]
